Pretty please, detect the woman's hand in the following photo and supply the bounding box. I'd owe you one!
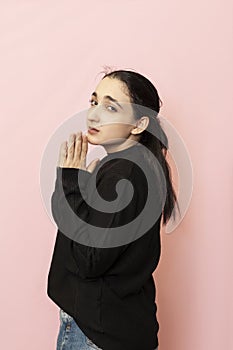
[58,131,100,173]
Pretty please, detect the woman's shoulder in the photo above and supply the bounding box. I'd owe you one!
[94,144,148,180]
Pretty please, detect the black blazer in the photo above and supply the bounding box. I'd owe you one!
[47,143,163,350]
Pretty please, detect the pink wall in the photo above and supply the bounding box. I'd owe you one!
[1,1,232,349]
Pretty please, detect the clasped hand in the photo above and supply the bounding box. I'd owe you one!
[58,131,100,173]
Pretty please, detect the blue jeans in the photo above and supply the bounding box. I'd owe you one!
[57,308,158,350]
[57,308,103,349]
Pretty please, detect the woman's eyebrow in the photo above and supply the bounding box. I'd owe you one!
[91,91,124,110]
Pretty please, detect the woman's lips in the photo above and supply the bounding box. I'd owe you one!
[88,127,100,134]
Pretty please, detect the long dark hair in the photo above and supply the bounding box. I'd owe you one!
[99,67,180,225]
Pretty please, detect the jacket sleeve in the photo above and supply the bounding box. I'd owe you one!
[51,166,141,279]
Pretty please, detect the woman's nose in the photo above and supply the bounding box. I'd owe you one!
[87,109,100,123]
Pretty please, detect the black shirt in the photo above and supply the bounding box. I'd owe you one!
[47,143,163,350]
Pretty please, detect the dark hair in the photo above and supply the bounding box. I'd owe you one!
[99,66,181,225]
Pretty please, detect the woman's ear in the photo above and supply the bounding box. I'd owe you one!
[131,116,149,135]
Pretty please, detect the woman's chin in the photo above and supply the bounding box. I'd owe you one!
[86,135,100,145]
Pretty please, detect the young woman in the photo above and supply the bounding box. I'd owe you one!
[47,69,180,350]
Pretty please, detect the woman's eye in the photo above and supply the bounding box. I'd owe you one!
[106,105,117,112]
[88,99,117,112]
[89,99,97,106]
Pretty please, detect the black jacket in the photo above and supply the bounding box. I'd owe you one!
[47,143,162,350]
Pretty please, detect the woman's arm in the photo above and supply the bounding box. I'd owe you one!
[51,165,140,279]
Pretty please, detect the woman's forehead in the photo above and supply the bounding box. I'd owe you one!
[94,77,131,102]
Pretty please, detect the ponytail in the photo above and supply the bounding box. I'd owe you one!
[139,116,181,225]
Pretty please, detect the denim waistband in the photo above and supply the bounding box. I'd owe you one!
[59,308,74,322]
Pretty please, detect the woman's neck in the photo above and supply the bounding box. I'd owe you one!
[103,137,140,154]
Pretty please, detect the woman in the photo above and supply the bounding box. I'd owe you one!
[47,69,180,350]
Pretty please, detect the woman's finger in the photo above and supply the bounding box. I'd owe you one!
[79,134,88,168]
[73,131,82,162]
[66,133,76,163]
[58,141,67,167]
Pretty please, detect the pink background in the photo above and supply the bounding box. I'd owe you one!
[1,1,232,349]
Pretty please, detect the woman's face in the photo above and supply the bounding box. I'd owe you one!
[86,77,139,152]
